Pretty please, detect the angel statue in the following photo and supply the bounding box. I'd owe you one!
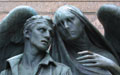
[0,6,38,72]
[1,4,120,75]
[50,5,120,75]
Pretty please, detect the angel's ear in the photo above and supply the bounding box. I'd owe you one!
[23,29,31,39]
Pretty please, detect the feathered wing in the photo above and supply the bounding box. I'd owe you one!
[97,4,120,59]
[0,6,38,72]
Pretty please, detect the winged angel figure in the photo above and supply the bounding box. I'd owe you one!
[49,5,120,75]
[0,6,38,72]
[1,4,120,75]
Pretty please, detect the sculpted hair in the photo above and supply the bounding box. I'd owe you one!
[50,5,120,75]
[24,15,53,32]
[53,5,84,24]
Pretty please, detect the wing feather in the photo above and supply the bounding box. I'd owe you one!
[0,5,38,72]
[97,4,120,59]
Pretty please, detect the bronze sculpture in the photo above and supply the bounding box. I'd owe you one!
[0,6,38,72]
[1,4,120,75]
[97,4,120,75]
[97,4,120,59]
[50,5,120,75]
[0,15,72,75]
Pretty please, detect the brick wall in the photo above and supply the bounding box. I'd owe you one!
[0,0,120,34]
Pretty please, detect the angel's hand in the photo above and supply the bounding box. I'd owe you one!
[76,50,115,68]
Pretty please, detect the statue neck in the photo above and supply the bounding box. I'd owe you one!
[21,40,46,68]
[64,30,96,58]
[65,30,93,51]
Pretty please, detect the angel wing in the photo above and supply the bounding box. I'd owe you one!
[97,4,120,59]
[0,6,38,72]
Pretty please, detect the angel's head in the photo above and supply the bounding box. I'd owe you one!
[53,5,85,41]
[24,15,53,52]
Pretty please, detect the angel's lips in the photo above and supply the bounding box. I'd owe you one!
[41,40,49,45]
[70,31,75,34]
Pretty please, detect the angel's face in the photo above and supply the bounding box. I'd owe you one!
[56,11,84,41]
[29,21,52,52]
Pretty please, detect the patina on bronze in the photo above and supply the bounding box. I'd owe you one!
[50,5,120,75]
[0,15,72,75]
[0,6,38,72]
[97,4,120,75]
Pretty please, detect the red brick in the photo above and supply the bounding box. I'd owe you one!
[0,0,120,2]
[0,13,7,21]
[0,2,120,13]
